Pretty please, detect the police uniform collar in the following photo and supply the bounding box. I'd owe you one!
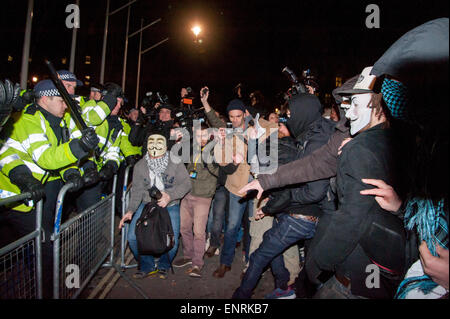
[36,103,64,124]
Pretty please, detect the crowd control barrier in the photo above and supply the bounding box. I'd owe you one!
[120,165,138,270]
[51,176,117,299]
[0,194,43,299]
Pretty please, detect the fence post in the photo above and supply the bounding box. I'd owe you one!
[52,182,74,299]
[35,199,43,299]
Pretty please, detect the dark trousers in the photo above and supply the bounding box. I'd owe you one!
[209,186,229,248]
[232,214,317,299]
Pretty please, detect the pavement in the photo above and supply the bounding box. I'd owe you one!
[79,217,276,299]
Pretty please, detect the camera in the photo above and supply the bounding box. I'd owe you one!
[282,66,307,98]
[148,185,162,201]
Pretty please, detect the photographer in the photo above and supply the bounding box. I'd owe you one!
[119,127,191,280]
[129,98,176,150]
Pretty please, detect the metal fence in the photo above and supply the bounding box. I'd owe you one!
[120,165,138,270]
[0,194,43,299]
[52,176,117,299]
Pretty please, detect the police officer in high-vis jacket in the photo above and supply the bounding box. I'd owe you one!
[0,79,99,298]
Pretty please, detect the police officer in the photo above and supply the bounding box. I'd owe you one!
[0,79,99,298]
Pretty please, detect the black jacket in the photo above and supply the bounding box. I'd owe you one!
[307,124,405,298]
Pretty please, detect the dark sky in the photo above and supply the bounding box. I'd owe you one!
[1,0,448,113]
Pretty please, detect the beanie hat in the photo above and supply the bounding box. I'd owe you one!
[226,99,246,113]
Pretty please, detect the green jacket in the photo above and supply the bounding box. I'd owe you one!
[186,147,219,198]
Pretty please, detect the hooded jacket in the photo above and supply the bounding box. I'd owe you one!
[262,94,335,216]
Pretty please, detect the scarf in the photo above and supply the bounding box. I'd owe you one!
[144,152,169,191]
[395,198,448,298]
[381,78,409,120]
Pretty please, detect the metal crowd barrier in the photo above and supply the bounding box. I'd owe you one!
[51,176,117,299]
[0,194,43,299]
[120,165,138,270]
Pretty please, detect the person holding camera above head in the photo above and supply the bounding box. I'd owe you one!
[129,96,176,150]
[119,127,191,280]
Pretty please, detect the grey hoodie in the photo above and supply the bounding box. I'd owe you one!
[126,157,192,213]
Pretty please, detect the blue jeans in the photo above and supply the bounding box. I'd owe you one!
[128,203,181,272]
[220,191,253,267]
[209,186,229,248]
[233,214,317,299]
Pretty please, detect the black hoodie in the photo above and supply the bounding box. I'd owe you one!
[286,93,323,142]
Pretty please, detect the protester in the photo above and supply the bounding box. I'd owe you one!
[119,128,191,279]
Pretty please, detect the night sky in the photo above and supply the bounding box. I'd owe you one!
[1,0,448,113]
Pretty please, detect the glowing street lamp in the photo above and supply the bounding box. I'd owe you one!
[32,76,38,83]
[191,26,201,37]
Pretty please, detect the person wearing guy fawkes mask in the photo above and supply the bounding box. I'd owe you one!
[119,126,191,280]
[233,88,336,299]
[306,67,406,299]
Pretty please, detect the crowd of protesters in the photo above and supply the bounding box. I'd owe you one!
[0,18,448,299]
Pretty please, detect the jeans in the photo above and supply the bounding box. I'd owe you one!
[209,186,229,248]
[128,203,180,272]
[220,191,253,267]
[233,214,317,299]
[313,275,367,299]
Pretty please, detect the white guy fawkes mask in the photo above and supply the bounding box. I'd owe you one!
[344,93,373,136]
[147,134,167,158]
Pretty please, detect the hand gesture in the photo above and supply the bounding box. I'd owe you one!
[239,179,264,199]
[360,179,402,212]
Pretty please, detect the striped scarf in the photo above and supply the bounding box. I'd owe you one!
[395,198,448,298]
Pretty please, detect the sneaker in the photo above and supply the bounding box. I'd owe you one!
[158,269,168,280]
[264,288,296,299]
[132,269,159,279]
[188,266,202,278]
[214,247,220,256]
[173,257,192,268]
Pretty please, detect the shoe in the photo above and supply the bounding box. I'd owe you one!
[212,264,231,278]
[215,248,220,256]
[205,246,218,258]
[188,266,202,278]
[132,269,159,279]
[158,269,168,280]
[173,257,192,268]
[264,288,296,299]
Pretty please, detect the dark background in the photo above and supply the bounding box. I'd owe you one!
[1,0,448,113]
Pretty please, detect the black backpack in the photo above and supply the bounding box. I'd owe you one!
[135,201,174,255]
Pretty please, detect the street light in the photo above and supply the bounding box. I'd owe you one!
[191,26,201,37]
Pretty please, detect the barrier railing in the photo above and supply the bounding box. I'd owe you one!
[52,176,117,299]
[0,194,43,299]
[120,165,138,270]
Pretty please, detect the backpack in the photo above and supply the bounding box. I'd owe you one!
[135,201,174,255]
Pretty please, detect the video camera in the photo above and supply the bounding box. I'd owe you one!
[139,91,171,125]
[282,67,319,100]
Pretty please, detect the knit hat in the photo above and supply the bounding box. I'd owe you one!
[226,99,246,113]
[57,70,83,86]
[33,79,61,98]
